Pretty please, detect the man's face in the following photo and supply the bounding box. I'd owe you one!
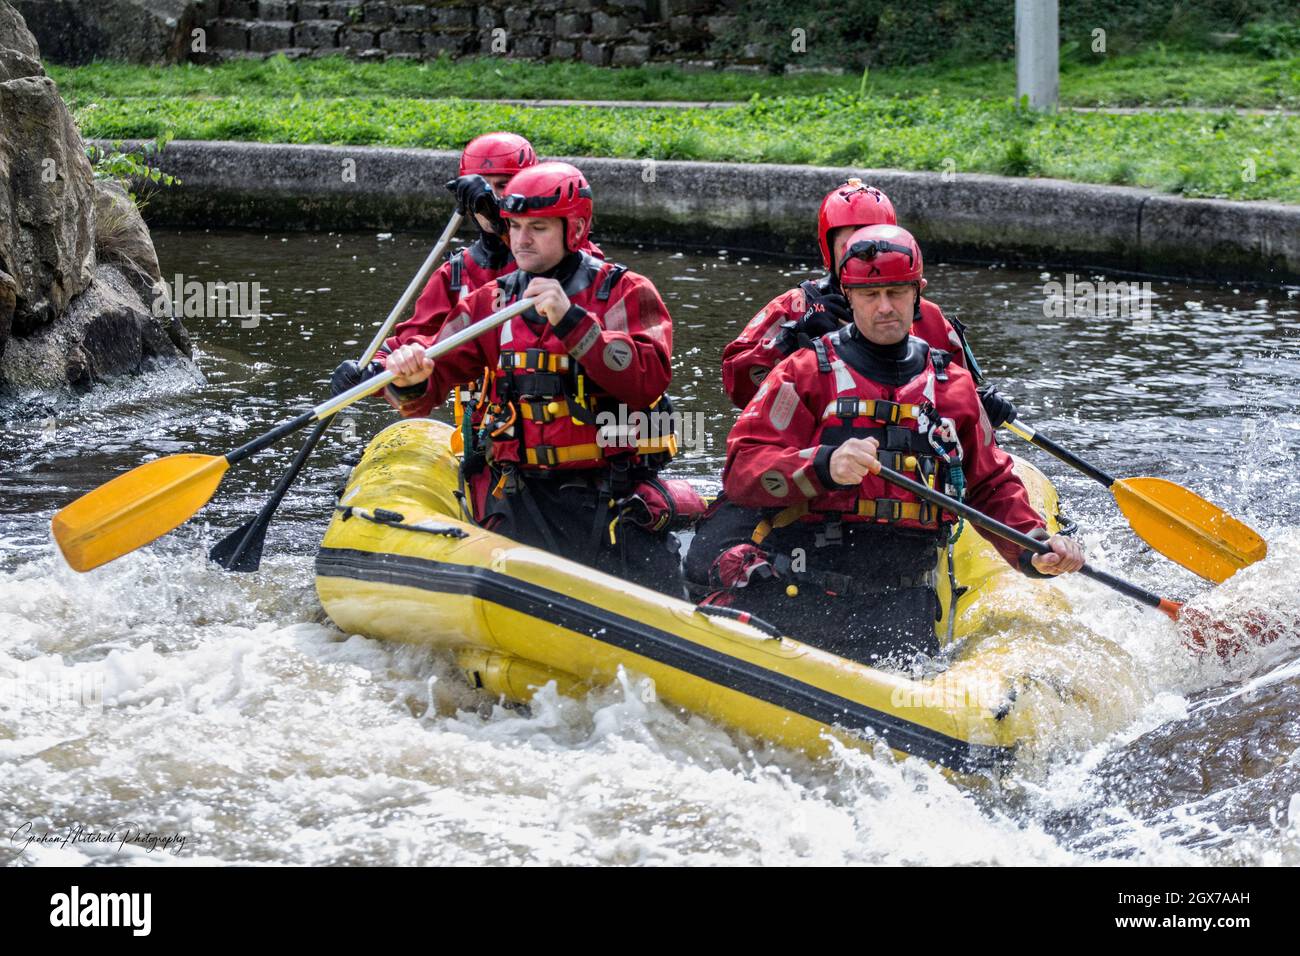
[484,174,513,198]
[474,175,516,233]
[846,283,918,345]
[508,216,576,273]
[829,226,855,275]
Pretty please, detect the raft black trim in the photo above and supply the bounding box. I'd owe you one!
[316,546,1015,773]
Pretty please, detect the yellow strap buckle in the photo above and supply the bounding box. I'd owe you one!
[519,399,569,422]
[523,443,603,468]
[635,432,678,458]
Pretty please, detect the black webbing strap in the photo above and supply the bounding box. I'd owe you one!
[515,476,560,554]
[449,250,463,297]
[596,263,628,302]
[811,336,832,374]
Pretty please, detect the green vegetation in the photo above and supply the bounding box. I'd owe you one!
[85,136,181,205]
[711,0,1299,70]
[50,46,1300,109]
[51,56,849,104]
[68,88,1299,203]
[878,47,1300,109]
[51,10,1299,206]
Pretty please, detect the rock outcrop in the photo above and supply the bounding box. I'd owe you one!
[0,0,195,393]
[10,0,211,66]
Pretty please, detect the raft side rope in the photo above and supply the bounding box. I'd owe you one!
[928,416,967,645]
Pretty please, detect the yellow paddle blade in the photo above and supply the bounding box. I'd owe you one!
[1112,476,1267,584]
[51,454,230,572]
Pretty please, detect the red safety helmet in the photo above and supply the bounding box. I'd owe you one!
[817,179,897,271]
[499,161,594,251]
[459,132,538,177]
[838,224,924,288]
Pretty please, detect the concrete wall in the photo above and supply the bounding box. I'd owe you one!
[112,139,1300,285]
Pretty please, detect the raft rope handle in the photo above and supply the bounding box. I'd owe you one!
[943,530,966,646]
[693,603,785,641]
[336,505,469,539]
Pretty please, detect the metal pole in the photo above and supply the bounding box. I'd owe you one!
[1016,0,1059,111]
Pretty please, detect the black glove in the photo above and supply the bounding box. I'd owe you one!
[978,384,1018,429]
[478,227,510,264]
[774,291,852,355]
[445,174,503,234]
[331,358,384,397]
[797,291,851,338]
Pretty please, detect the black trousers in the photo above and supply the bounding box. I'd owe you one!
[685,499,945,666]
[480,469,685,598]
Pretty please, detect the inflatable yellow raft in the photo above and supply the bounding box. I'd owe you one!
[316,419,1135,774]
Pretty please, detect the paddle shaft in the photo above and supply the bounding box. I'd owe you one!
[1002,416,1267,586]
[213,214,464,567]
[873,463,1181,618]
[225,297,536,467]
[359,211,464,366]
[213,416,331,566]
[1004,419,1115,487]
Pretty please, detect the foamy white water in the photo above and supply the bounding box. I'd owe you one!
[2,525,1297,866]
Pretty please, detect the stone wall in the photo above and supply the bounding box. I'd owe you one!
[171,0,760,70]
[18,0,1294,71]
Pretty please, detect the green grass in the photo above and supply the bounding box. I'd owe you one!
[69,88,1300,203]
[50,48,1300,109]
[50,55,847,103]
[52,51,1300,204]
[871,47,1300,109]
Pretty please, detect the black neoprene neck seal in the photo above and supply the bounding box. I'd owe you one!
[837,323,927,386]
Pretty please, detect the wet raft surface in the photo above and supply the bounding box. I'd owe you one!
[1,229,1298,865]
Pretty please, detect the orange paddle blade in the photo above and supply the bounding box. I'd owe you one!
[51,454,230,572]
[1112,476,1267,584]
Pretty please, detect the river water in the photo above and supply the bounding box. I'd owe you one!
[2,228,1298,865]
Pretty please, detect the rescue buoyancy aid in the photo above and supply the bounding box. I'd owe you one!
[446,239,515,450]
[468,252,677,475]
[450,238,609,450]
[766,325,963,535]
